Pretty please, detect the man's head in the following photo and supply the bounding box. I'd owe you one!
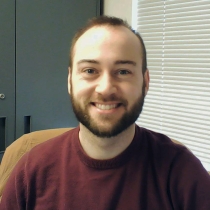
[68,16,149,138]
[69,16,147,75]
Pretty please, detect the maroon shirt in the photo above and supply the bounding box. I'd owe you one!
[1,126,210,210]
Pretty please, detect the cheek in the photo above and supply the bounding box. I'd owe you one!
[120,88,139,110]
[122,80,143,100]
[71,79,92,100]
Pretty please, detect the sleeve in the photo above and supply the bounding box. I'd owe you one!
[169,149,210,210]
[0,153,28,210]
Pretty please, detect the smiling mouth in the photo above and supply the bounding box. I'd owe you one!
[92,103,121,110]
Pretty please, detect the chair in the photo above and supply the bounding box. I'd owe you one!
[0,128,71,200]
[0,151,4,164]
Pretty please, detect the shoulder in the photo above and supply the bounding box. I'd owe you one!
[2,127,79,186]
[25,127,79,161]
[135,125,210,205]
[1,127,75,172]
[8,127,79,173]
[31,127,78,148]
[135,125,188,157]
[135,125,210,176]
[135,126,210,179]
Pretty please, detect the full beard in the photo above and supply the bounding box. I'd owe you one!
[70,82,146,138]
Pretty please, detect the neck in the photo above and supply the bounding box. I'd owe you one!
[79,124,136,160]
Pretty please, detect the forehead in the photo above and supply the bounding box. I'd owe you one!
[72,25,142,62]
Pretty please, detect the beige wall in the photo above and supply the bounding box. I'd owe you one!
[103,0,132,25]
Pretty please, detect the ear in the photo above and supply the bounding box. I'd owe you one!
[67,67,72,94]
[144,69,150,95]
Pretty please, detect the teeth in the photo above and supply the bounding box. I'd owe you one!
[95,103,117,110]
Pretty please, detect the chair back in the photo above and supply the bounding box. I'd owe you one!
[0,151,4,163]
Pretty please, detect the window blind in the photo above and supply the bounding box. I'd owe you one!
[134,0,210,170]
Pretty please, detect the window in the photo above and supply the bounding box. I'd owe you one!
[133,0,210,170]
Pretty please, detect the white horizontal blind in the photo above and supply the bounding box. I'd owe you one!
[135,0,210,170]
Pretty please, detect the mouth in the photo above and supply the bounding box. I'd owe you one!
[92,103,122,110]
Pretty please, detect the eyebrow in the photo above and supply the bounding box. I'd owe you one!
[77,59,99,65]
[114,60,136,66]
[77,59,136,66]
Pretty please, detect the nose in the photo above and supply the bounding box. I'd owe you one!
[95,73,117,96]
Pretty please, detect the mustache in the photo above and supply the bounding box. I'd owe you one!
[89,94,128,106]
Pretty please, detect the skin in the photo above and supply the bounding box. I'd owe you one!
[68,25,149,160]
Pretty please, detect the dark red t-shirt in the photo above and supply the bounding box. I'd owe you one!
[1,126,210,210]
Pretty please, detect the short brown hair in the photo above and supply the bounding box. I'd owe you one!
[69,16,147,74]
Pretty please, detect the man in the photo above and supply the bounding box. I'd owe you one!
[1,16,210,210]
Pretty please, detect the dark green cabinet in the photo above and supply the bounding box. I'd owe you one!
[0,0,16,151]
[0,0,102,151]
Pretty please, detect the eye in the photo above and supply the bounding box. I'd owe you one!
[84,68,96,74]
[81,68,99,79]
[118,69,131,75]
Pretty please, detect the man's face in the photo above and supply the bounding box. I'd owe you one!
[68,26,149,137]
